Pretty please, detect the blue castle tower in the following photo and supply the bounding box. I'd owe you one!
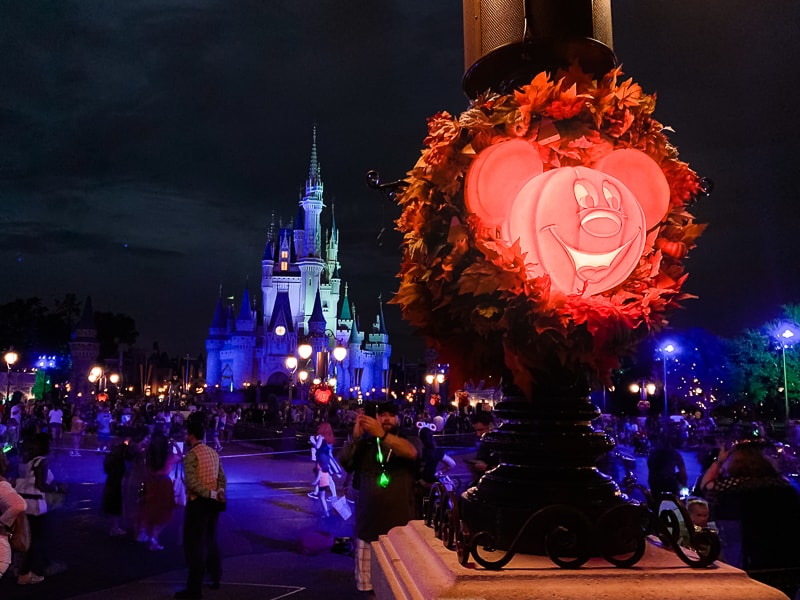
[205,127,391,399]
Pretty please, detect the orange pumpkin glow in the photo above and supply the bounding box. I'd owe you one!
[314,388,332,404]
[465,143,670,296]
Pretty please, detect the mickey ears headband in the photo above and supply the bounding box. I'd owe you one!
[416,421,437,432]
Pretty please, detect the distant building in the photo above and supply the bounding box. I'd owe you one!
[69,296,100,403]
[205,128,391,399]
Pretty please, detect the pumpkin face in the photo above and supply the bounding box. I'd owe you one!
[464,144,670,296]
[509,166,646,295]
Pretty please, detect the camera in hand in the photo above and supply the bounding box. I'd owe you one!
[364,402,378,418]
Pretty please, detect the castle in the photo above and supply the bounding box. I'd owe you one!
[204,129,391,400]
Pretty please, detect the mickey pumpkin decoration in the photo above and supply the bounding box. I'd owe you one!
[465,140,670,296]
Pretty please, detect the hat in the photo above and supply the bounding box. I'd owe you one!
[376,401,398,416]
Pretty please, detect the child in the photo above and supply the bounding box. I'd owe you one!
[678,497,716,547]
[687,497,715,531]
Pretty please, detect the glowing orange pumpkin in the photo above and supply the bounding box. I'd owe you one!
[465,144,670,296]
[314,388,332,404]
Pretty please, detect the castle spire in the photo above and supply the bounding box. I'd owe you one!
[237,279,253,321]
[330,199,338,243]
[305,123,322,195]
[339,282,352,321]
[308,287,327,334]
[377,292,388,335]
[210,288,227,330]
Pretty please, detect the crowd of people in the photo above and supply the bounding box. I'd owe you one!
[0,394,230,596]
[5,388,800,598]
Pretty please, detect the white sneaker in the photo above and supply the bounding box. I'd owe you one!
[18,572,44,585]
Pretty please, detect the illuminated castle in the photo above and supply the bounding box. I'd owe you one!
[204,129,391,398]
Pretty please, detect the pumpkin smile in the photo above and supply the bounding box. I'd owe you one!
[542,224,639,283]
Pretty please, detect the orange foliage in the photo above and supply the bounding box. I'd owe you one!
[389,67,706,392]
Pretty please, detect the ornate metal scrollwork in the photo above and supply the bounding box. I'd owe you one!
[365,170,409,202]
[424,487,720,570]
[423,481,461,551]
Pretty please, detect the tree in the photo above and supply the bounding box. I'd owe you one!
[727,328,780,406]
[726,303,800,416]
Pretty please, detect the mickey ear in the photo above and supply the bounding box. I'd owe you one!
[465,139,544,231]
[594,149,670,230]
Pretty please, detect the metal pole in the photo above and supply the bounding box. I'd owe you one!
[663,352,668,422]
[783,343,790,425]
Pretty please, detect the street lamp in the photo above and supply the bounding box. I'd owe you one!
[776,326,798,425]
[296,332,347,394]
[4,350,18,404]
[659,343,676,423]
[330,342,347,378]
[285,356,298,405]
[297,369,309,400]
[88,366,120,402]
[297,342,313,361]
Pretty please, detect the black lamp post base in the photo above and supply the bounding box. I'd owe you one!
[459,394,643,562]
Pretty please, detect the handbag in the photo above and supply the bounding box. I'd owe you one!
[332,495,352,520]
[9,510,31,552]
[15,457,53,516]
[173,462,186,506]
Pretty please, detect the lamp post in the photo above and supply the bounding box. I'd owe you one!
[330,341,347,385]
[425,369,447,406]
[285,356,298,405]
[777,326,798,426]
[4,350,18,405]
[630,380,656,413]
[295,331,348,400]
[88,366,120,403]
[659,343,676,425]
[297,369,309,401]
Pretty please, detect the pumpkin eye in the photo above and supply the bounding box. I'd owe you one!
[574,180,596,208]
[602,182,621,210]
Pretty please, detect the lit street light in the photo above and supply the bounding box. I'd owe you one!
[88,366,120,402]
[659,343,676,424]
[776,325,798,426]
[285,356,298,405]
[4,350,18,405]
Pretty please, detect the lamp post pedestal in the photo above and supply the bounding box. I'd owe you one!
[370,520,786,600]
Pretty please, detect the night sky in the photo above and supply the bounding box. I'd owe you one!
[2,0,799,361]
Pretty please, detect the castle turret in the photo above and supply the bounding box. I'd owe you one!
[69,296,100,404]
[205,287,227,386]
[301,126,324,258]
